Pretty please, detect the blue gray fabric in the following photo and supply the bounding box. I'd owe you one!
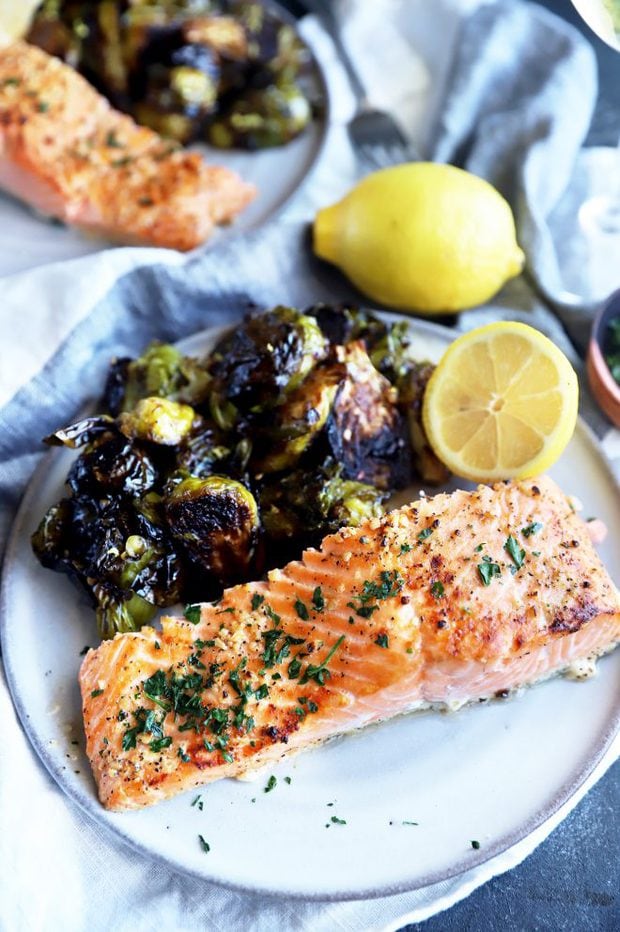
[432,0,600,345]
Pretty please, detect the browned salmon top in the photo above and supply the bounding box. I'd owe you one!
[80,476,620,810]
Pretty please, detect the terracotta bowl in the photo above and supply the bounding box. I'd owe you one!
[587,290,620,428]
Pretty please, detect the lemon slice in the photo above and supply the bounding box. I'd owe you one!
[422,322,579,482]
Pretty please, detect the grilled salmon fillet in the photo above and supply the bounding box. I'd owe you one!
[80,476,620,810]
[0,40,255,250]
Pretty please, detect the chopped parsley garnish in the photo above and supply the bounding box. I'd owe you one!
[198,835,210,854]
[474,543,484,553]
[79,645,90,656]
[294,598,309,621]
[37,101,50,112]
[532,551,541,557]
[184,604,201,625]
[417,527,433,541]
[400,543,412,553]
[105,130,123,148]
[262,626,304,669]
[264,775,277,793]
[312,586,325,612]
[178,748,191,763]
[348,570,403,617]
[284,776,292,785]
[191,795,203,808]
[375,634,389,649]
[251,593,265,611]
[402,821,419,826]
[90,689,104,698]
[299,635,345,686]
[478,557,502,586]
[287,656,302,679]
[307,700,319,713]
[149,736,172,752]
[154,641,161,650]
[330,816,346,825]
[216,606,235,615]
[430,581,445,599]
[264,604,281,625]
[522,522,543,537]
[222,750,234,764]
[504,535,525,570]
[471,839,481,850]
[2,77,20,86]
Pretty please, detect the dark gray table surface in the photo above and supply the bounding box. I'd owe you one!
[283,0,619,927]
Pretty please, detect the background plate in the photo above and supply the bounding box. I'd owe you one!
[0,0,329,275]
[2,317,619,900]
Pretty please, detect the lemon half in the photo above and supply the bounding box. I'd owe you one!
[422,322,579,482]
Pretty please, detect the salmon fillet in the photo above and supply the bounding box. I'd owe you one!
[0,40,255,250]
[80,476,620,811]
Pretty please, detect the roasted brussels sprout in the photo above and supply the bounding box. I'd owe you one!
[326,343,411,491]
[67,432,159,496]
[305,304,388,348]
[208,306,327,428]
[398,362,451,486]
[259,465,385,555]
[28,1,315,150]
[254,361,344,473]
[103,342,211,415]
[165,475,260,585]
[32,492,184,640]
[118,396,197,446]
[176,422,232,477]
[208,81,311,149]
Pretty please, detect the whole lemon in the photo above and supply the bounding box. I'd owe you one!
[313,162,525,314]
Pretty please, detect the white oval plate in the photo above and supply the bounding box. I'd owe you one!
[2,317,619,900]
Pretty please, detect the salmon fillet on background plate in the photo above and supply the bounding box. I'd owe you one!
[0,39,255,250]
[79,475,620,811]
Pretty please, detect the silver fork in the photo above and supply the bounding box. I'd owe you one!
[301,0,420,170]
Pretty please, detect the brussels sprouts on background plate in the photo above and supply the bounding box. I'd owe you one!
[27,0,317,150]
[32,304,448,640]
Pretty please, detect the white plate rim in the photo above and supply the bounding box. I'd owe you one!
[1,314,619,901]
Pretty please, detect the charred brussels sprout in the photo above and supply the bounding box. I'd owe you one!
[305,304,388,348]
[208,81,311,149]
[67,433,158,497]
[318,476,385,527]
[32,494,184,640]
[208,307,327,428]
[118,396,197,446]
[369,320,414,385]
[254,362,344,473]
[176,423,232,477]
[260,466,386,556]
[103,342,210,415]
[398,362,451,486]
[326,343,411,491]
[93,583,157,642]
[165,475,260,585]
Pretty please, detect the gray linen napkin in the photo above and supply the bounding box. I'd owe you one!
[1,1,614,929]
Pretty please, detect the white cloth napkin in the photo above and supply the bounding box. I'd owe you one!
[1,2,619,930]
